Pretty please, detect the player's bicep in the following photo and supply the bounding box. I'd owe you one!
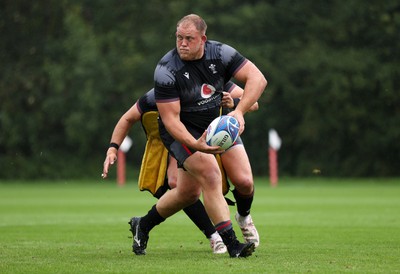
[230,85,244,99]
[124,103,142,123]
[233,60,256,83]
[157,100,181,128]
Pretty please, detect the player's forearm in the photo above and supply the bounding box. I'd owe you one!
[164,120,198,149]
[109,117,133,146]
[248,101,259,112]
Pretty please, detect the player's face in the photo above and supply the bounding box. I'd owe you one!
[176,23,206,61]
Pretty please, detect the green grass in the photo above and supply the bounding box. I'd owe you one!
[1,178,399,273]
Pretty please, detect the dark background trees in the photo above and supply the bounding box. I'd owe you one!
[1,0,399,179]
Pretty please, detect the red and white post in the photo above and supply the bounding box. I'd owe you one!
[117,136,132,187]
[269,147,278,187]
[117,149,126,186]
[268,129,282,187]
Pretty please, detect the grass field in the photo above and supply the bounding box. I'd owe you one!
[0,178,399,273]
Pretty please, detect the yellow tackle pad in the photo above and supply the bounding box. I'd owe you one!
[138,111,168,195]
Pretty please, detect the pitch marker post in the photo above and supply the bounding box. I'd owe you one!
[117,136,132,186]
[268,129,282,187]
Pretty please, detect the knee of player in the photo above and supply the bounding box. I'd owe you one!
[232,176,254,193]
[182,189,201,204]
[200,165,221,181]
[167,165,178,189]
[167,177,177,189]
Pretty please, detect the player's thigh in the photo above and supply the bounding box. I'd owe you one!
[221,145,253,183]
[175,168,202,199]
[184,151,222,191]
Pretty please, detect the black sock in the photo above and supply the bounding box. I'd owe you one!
[139,205,165,234]
[215,220,237,247]
[233,188,254,217]
[183,200,216,239]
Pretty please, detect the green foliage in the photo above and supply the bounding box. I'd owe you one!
[0,1,399,178]
[256,0,400,176]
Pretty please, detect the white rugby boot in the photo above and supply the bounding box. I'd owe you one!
[235,212,260,247]
[209,232,227,254]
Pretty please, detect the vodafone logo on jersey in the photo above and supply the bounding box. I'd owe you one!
[200,84,216,99]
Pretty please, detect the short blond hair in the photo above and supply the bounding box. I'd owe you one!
[177,14,207,34]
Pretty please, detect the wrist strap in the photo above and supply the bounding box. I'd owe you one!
[233,98,240,109]
[109,142,119,150]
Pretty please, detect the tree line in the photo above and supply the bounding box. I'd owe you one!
[0,0,399,179]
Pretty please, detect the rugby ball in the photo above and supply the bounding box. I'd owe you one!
[206,115,240,150]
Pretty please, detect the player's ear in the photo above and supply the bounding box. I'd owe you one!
[201,35,207,43]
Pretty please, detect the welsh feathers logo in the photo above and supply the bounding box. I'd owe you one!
[201,84,216,99]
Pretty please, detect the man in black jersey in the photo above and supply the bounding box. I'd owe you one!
[102,82,245,254]
[130,14,267,258]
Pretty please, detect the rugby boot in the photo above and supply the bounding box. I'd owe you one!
[128,217,149,255]
[219,228,255,258]
[209,232,227,254]
[235,213,260,247]
[228,241,255,258]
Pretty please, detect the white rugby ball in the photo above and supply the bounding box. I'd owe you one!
[206,115,240,150]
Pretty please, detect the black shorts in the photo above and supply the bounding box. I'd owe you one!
[160,124,243,168]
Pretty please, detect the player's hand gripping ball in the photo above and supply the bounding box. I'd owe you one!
[206,115,240,150]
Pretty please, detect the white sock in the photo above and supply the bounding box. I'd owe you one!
[210,232,220,240]
[236,213,250,226]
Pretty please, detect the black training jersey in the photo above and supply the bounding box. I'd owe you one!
[154,40,246,131]
[136,89,157,115]
[137,81,237,116]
